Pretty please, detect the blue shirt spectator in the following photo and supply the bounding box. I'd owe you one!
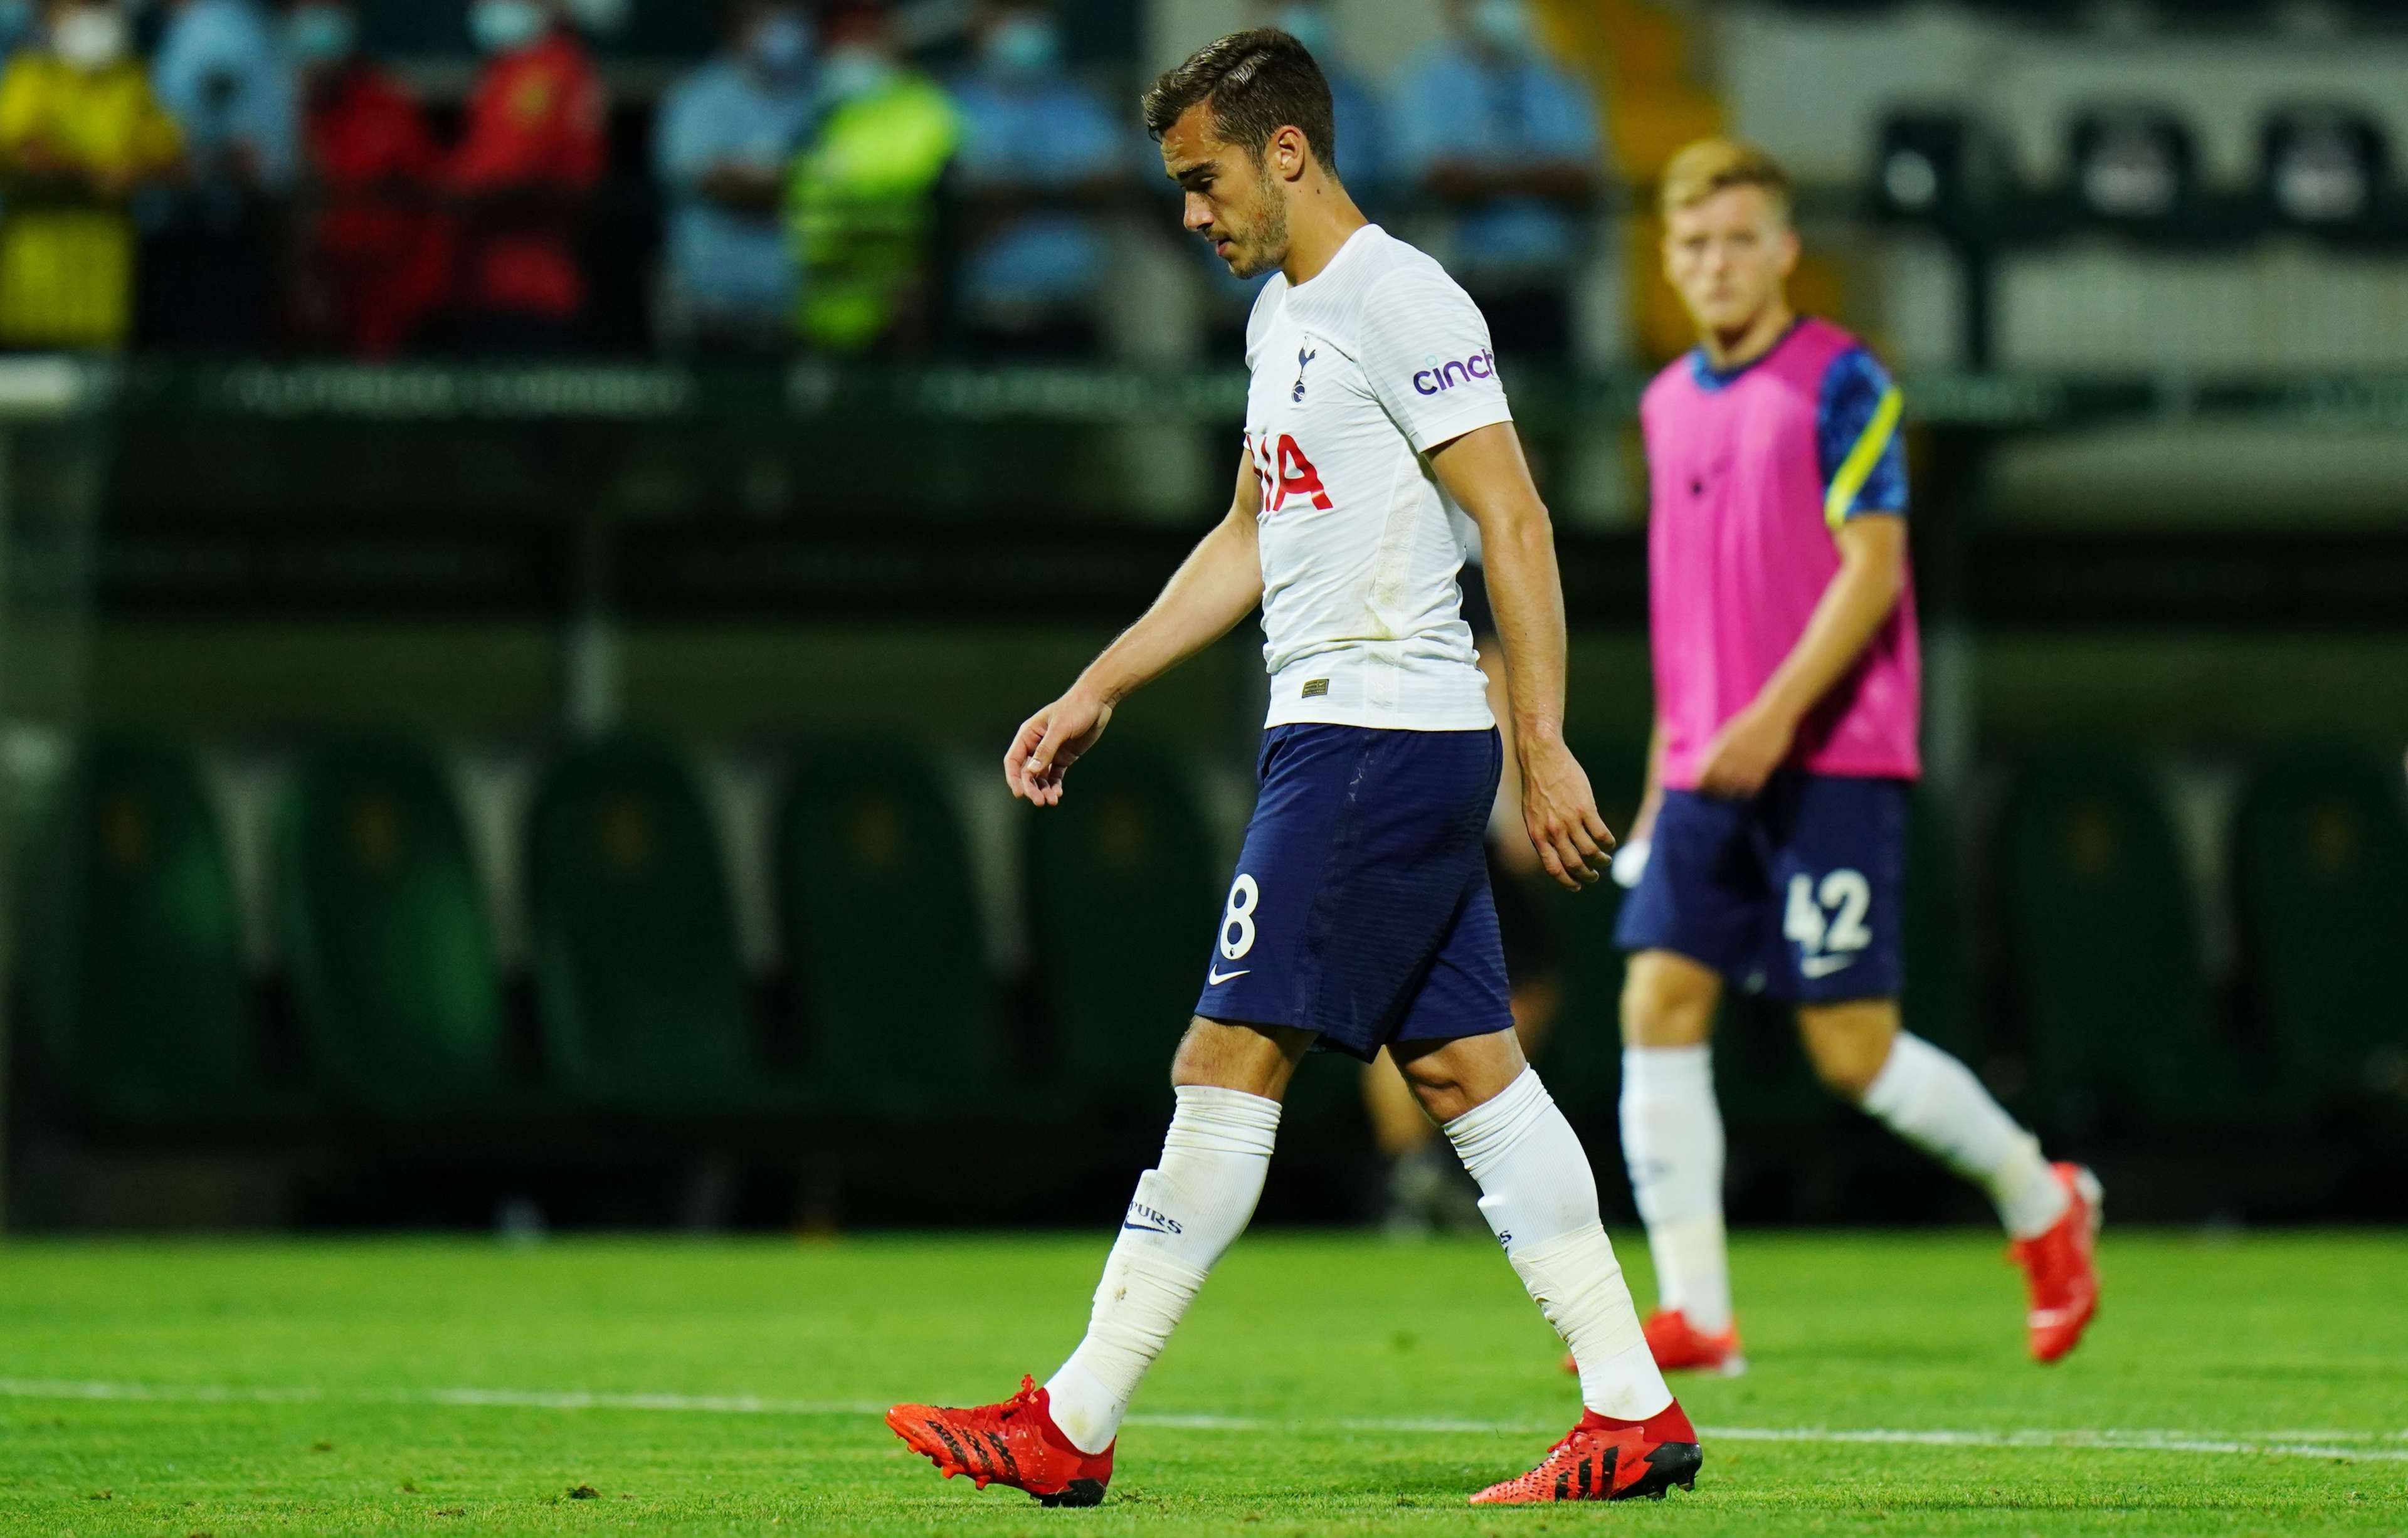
[152,0,298,193]
[1394,0,1600,280]
[657,1,820,344]
[946,0,1123,327]
[0,0,33,61]
[1262,1,1386,197]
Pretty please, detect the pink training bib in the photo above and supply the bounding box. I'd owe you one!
[1641,317,1922,789]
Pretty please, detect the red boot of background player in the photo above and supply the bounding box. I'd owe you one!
[1561,1309,1745,1378]
[886,1376,1113,1507]
[2013,1162,2103,1364]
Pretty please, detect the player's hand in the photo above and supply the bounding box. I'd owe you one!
[1628,786,1663,848]
[1004,688,1113,806]
[1695,703,1795,799]
[1518,736,1615,891]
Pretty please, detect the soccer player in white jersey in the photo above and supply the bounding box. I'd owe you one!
[887,29,1702,1509]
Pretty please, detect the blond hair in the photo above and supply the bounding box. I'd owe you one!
[1661,137,1794,223]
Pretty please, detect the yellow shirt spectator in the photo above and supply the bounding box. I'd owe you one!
[0,49,182,349]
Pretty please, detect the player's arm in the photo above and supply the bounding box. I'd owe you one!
[1693,514,1906,798]
[1005,453,1265,806]
[1429,423,1612,891]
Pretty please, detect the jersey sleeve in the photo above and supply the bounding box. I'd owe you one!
[1817,346,1908,529]
[1358,270,1513,455]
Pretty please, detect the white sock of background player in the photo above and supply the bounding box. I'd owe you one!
[1862,1032,2070,1240]
[1618,1043,1733,1334]
[1044,1085,1281,1455]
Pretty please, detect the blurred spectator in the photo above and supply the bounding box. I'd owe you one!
[655,0,818,355]
[448,0,605,353]
[944,0,1123,355]
[285,0,452,356]
[0,0,182,349]
[1395,0,1601,352]
[0,0,34,60]
[786,3,955,355]
[144,0,299,349]
[1259,0,1386,199]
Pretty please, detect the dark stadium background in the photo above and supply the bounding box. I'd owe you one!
[3,0,2405,1238]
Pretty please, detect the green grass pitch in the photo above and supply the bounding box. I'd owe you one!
[3,1230,2404,1535]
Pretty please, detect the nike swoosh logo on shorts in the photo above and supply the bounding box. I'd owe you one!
[1207,966,1250,986]
[1800,954,1857,979]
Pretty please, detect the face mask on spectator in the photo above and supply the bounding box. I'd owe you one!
[285,4,356,65]
[469,0,547,55]
[747,12,810,78]
[1471,0,1533,54]
[982,13,1059,80]
[818,44,894,103]
[562,0,625,36]
[1270,4,1330,58]
[53,5,129,71]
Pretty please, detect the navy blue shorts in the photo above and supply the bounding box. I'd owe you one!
[1195,724,1516,1061]
[1613,771,1910,1003]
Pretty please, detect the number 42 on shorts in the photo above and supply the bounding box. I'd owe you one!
[1785,868,1872,979]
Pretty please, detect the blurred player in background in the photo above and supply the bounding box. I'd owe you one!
[889,29,1701,1509]
[1611,138,2101,1375]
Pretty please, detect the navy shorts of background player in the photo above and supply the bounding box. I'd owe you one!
[1613,771,1909,1003]
[1195,723,1515,1060]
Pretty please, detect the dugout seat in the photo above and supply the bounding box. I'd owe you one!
[1902,789,1981,1065]
[779,739,1011,1120]
[278,736,508,1120]
[1023,744,1220,1121]
[526,734,759,1118]
[1996,751,2237,1132]
[2231,746,2408,1112]
[16,733,268,1129]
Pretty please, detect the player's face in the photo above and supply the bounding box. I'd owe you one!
[1161,105,1289,280]
[1662,185,1800,338]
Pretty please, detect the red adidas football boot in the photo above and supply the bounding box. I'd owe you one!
[1644,1309,1746,1374]
[885,1376,1112,1507]
[1469,1400,1703,1505]
[2012,1162,2103,1364]
[1560,1310,1744,1378]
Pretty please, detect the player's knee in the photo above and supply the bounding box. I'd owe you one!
[1395,1031,1527,1125]
[1620,955,1717,1047]
[1797,1004,1899,1103]
[1171,1017,1308,1100]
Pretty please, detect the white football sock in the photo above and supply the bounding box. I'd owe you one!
[1044,1085,1281,1454]
[1444,1068,1672,1421]
[1618,1045,1732,1333]
[1861,1032,2069,1241]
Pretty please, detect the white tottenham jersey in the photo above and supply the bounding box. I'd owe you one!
[1243,224,1511,732]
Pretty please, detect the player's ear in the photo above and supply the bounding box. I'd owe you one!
[1271,124,1309,183]
[1774,221,1802,278]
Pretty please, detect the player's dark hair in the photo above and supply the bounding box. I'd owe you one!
[1142,28,1339,175]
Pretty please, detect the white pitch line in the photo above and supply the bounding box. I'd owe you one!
[4,1379,2404,1465]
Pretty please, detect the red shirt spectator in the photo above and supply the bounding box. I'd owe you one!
[296,33,453,356]
[451,14,605,335]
